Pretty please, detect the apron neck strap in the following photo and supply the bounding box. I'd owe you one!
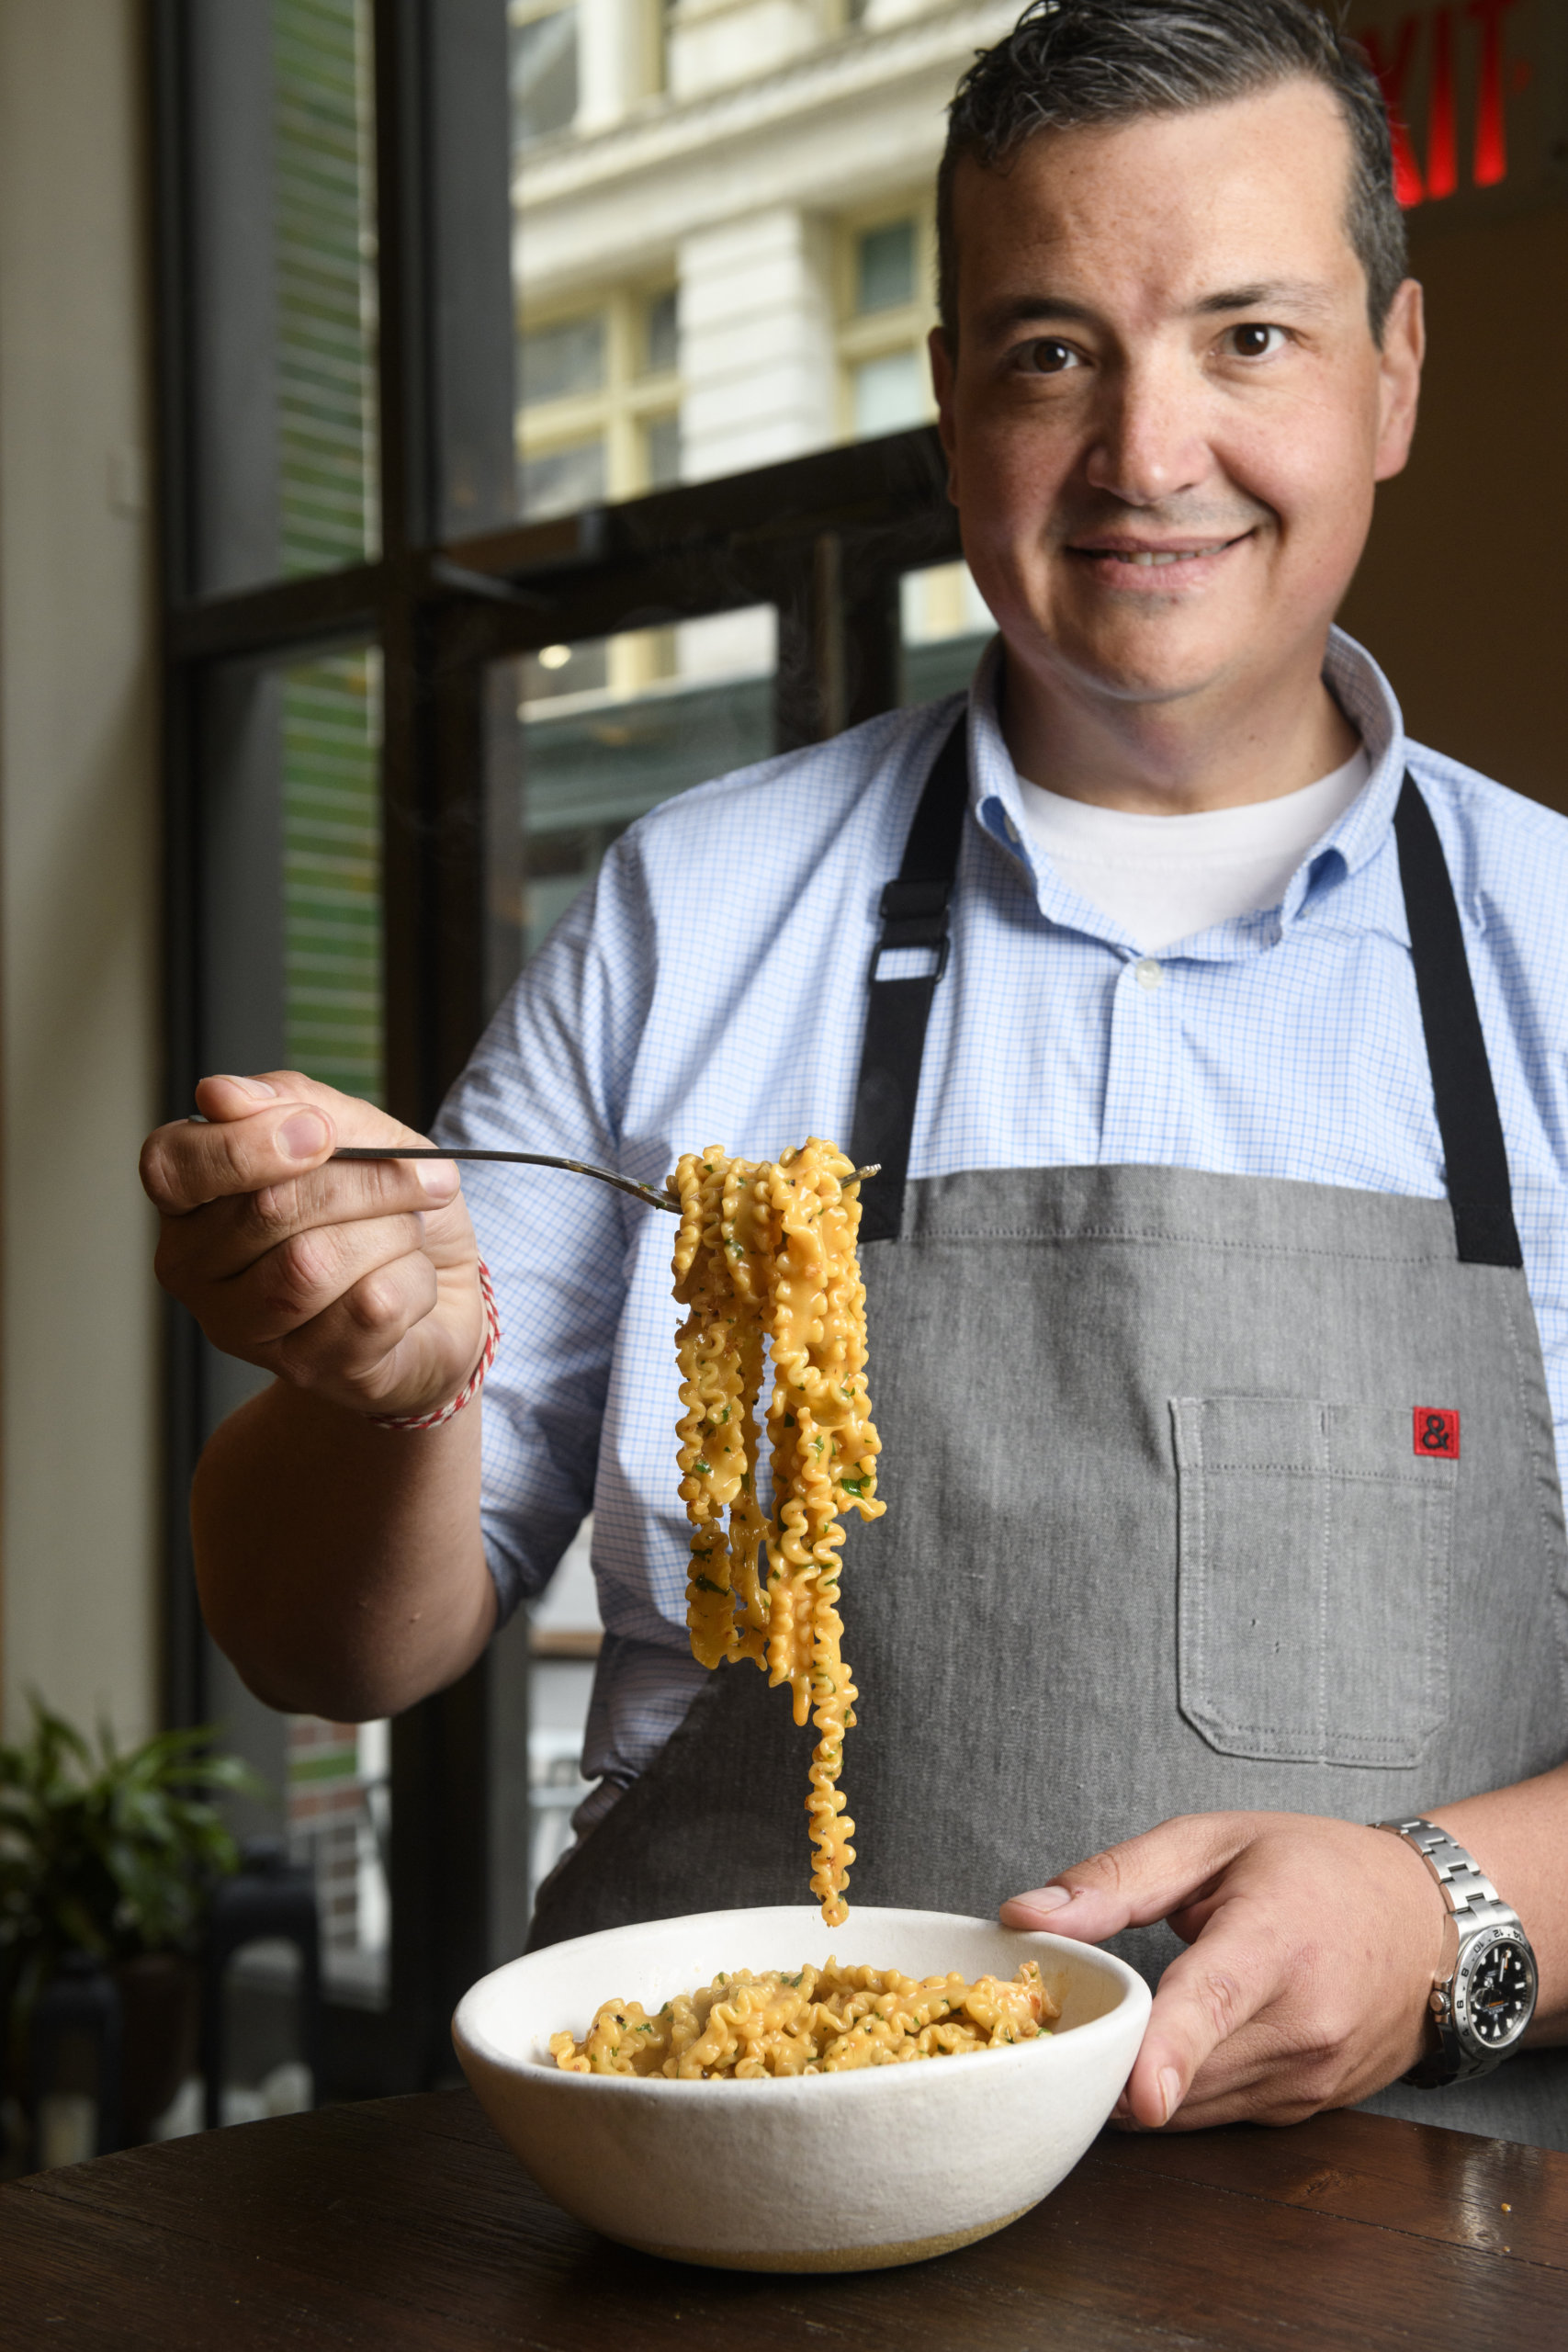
[1393,775,1522,1267]
[850,712,968,1241]
[850,725,1522,1269]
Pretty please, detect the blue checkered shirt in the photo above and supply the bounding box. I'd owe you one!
[436,628,1568,1821]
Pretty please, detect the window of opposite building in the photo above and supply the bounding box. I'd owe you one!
[518,286,682,518]
[839,201,938,442]
[512,0,580,148]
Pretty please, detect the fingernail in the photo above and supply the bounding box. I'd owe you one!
[416,1159,459,1198]
[220,1074,277,1099]
[1016,1885,1074,1913]
[278,1111,329,1160]
[1158,2067,1182,2125]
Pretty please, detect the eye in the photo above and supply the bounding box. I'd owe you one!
[1220,322,1287,360]
[1014,337,1082,376]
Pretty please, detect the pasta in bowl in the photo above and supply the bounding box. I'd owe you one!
[451,1904,1151,2273]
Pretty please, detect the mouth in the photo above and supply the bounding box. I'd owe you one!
[1068,532,1253,570]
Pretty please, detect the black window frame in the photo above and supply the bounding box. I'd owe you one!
[152,0,962,2092]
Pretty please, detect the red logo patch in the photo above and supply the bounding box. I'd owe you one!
[1414,1408,1460,1459]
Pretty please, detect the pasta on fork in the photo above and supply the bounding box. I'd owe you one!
[671,1140,885,1925]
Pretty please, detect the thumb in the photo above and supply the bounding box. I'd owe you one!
[193,1072,288,1119]
[998,1811,1255,1944]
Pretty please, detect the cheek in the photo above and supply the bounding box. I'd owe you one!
[954,391,1079,522]
[952,407,1077,599]
[1224,406,1378,572]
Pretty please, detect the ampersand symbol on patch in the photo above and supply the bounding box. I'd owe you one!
[1421,1412,1452,1453]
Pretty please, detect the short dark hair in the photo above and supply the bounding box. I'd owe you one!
[937,0,1407,343]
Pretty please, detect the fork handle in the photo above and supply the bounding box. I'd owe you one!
[330,1147,681,1214]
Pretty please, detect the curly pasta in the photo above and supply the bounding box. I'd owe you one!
[671,1140,884,1925]
[549,1959,1058,2077]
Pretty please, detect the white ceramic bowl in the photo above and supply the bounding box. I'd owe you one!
[452,1904,1150,2273]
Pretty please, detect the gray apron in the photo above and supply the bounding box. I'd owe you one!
[530,719,1568,2149]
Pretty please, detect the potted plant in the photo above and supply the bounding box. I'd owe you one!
[0,1695,262,2149]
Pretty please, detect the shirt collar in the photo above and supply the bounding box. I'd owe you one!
[964,626,1412,954]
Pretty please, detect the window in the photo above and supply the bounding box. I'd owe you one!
[160,0,959,2101]
[520,311,604,405]
[273,0,379,573]
[517,288,681,515]
[181,0,379,596]
[839,203,938,442]
[901,560,996,704]
[511,6,976,510]
[505,609,775,960]
[855,218,917,314]
[282,650,383,1095]
[512,0,579,148]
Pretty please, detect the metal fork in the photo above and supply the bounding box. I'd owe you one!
[332,1148,880,1216]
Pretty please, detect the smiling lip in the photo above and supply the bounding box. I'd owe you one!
[1068,533,1252,568]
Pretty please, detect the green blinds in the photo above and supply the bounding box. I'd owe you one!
[273,2,383,1103]
[274,0,378,573]
[281,650,384,1101]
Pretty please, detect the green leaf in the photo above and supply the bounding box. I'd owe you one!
[0,1700,261,1966]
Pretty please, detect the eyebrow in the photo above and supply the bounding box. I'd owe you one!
[1191,280,1337,318]
[976,279,1337,337]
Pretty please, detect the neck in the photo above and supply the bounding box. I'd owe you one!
[998,636,1359,816]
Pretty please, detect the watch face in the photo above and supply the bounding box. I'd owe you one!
[1457,1934,1537,2051]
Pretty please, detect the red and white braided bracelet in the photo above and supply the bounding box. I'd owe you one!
[371,1258,501,1432]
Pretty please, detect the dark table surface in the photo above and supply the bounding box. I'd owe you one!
[2,2087,1565,2349]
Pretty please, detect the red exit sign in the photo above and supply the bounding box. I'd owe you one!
[1348,0,1567,210]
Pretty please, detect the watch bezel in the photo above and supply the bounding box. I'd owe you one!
[1451,1925,1538,2058]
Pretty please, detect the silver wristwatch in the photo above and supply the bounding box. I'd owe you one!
[1375,1817,1538,2086]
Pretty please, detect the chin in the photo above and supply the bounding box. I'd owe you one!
[1032,628,1242,709]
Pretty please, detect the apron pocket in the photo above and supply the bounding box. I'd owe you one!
[1171,1395,1456,1769]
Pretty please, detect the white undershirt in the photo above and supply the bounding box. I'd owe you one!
[1014,746,1371,953]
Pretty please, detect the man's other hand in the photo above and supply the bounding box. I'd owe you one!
[141,1071,484,1423]
[1000,1812,1447,2129]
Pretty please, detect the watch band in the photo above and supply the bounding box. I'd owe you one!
[1379,1817,1517,1936]
[1376,1816,1532,2086]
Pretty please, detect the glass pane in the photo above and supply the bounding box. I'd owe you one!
[510,1,945,517]
[645,413,682,488]
[197,639,391,2016]
[900,560,994,705]
[520,435,607,519]
[513,3,580,149]
[283,650,384,1098]
[521,312,605,406]
[487,603,776,992]
[855,219,916,314]
[852,348,926,437]
[186,0,378,593]
[526,1519,602,1915]
[274,0,379,574]
[286,1716,389,2002]
[644,288,679,376]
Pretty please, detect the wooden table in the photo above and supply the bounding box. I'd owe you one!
[2,2089,1564,2348]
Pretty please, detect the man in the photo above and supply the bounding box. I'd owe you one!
[141,0,1568,2145]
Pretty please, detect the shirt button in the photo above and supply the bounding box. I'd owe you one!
[1002,813,1021,846]
[1134,957,1163,990]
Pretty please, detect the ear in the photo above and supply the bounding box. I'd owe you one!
[930,326,960,507]
[1373,277,1424,483]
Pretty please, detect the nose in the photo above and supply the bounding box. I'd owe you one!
[1084,351,1211,508]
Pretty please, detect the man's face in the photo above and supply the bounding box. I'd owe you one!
[932,80,1424,718]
